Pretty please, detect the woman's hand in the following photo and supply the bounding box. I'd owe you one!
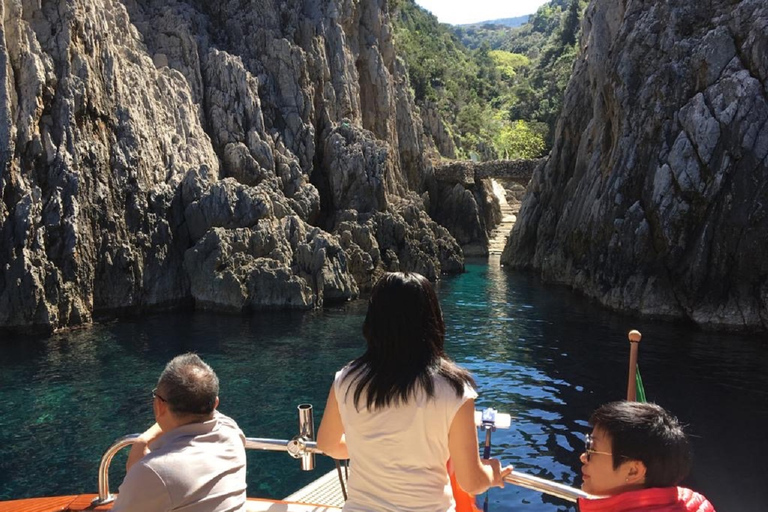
[482,458,514,488]
[449,399,514,495]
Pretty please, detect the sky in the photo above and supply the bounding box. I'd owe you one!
[413,0,551,25]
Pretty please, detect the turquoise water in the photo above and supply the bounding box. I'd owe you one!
[1,260,766,511]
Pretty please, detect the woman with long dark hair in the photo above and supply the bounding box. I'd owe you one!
[317,272,510,511]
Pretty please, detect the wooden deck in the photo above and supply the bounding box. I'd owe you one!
[0,495,111,512]
[0,494,342,512]
[283,469,347,508]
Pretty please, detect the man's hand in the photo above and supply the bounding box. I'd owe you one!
[126,423,164,472]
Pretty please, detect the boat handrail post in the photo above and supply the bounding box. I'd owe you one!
[297,403,315,471]
[92,433,140,506]
[626,329,642,401]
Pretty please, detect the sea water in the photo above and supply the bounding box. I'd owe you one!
[0,260,766,511]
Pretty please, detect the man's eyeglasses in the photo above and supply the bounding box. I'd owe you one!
[152,387,167,403]
[584,433,614,462]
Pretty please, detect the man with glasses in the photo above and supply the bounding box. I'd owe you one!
[112,353,247,512]
[578,401,715,511]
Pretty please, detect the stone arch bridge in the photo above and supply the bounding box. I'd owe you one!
[433,158,543,186]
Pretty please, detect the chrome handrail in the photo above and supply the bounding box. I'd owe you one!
[94,436,589,506]
[92,402,588,507]
[95,437,590,506]
[93,435,321,505]
[245,437,322,454]
[504,470,591,503]
[93,434,140,505]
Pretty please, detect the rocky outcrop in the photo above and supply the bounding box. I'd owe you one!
[502,0,768,331]
[0,0,463,332]
[334,202,463,288]
[430,179,501,257]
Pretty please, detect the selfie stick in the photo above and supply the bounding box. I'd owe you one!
[476,408,512,512]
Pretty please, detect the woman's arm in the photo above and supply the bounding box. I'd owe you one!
[316,385,349,460]
[448,398,512,495]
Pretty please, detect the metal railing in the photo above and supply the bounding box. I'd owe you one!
[505,471,590,503]
[94,433,140,505]
[93,434,323,505]
[92,405,589,506]
[93,404,319,505]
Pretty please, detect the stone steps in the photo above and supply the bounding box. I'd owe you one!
[489,212,516,255]
[488,180,518,255]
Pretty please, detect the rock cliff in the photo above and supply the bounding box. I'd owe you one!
[502,0,768,330]
[0,0,463,332]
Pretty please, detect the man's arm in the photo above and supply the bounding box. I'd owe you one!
[126,423,164,472]
[111,461,171,512]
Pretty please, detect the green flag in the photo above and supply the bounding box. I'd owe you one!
[635,364,647,403]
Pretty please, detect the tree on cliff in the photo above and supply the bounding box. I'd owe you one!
[390,0,583,158]
[389,0,548,160]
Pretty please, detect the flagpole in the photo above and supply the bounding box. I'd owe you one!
[627,330,642,401]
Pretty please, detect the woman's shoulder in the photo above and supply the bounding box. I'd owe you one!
[433,372,478,401]
[334,362,365,396]
[335,361,359,380]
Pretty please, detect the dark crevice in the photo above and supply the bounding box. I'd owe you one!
[309,116,334,231]
[731,28,768,106]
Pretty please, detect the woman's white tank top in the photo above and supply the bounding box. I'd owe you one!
[333,365,477,512]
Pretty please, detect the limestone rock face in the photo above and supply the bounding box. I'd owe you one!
[502,0,768,330]
[322,122,389,214]
[334,201,464,288]
[420,99,456,160]
[0,0,461,332]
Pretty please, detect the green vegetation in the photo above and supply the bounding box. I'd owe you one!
[389,0,585,160]
[503,0,585,143]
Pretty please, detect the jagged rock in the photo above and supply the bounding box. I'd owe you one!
[184,178,274,241]
[322,122,389,213]
[334,210,383,290]
[222,143,269,187]
[184,219,358,311]
[0,0,218,332]
[391,202,464,277]
[393,58,433,192]
[0,0,462,332]
[502,0,768,331]
[331,199,464,288]
[294,227,359,304]
[184,225,313,311]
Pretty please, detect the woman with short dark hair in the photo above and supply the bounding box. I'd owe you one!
[317,272,510,511]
